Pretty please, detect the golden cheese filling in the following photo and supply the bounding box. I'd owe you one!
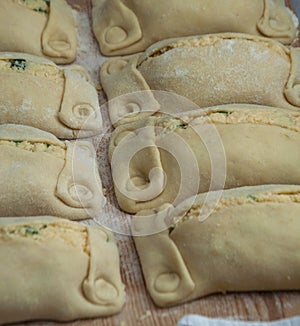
[18,0,50,14]
[145,36,289,61]
[155,108,300,134]
[0,222,90,255]
[0,58,64,83]
[182,192,300,223]
[155,117,188,132]
[190,109,300,132]
[0,140,65,159]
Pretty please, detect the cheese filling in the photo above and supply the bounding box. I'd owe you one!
[155,108,300,134]
[189,109,300,132]
[155,117,188,133]
[0,222,90,255]
[0,58,63,83]
[0,140,65,158]
[181,192,300,223]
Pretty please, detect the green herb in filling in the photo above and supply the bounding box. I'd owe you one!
[25,227,39,235]
[177,123,188,129]
[20,0,50,14]
[247,195,257,202]
[216,111,230,116]
[34,7,47,12]
[10,59,27,71]
[13,140,22,145]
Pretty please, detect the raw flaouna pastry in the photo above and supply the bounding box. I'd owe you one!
[0,53,102,139]
[101,33,300,126]
[0,0,77,64]
[0,124,106,220]
[0,216,125,324]
[92,0,298,56]
[109,104,300,213]
[132,184,300,307]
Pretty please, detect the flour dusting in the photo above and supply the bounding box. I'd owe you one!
[72,9,107,85]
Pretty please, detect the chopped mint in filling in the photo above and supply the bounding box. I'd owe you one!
[216,111,230,116]
[177,123,188,129]
[10,59,27,70]
[34,7,48,12]
[21,0,50,13]
[25,227,39,235]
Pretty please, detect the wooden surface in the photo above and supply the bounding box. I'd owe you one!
[24,1,300,325]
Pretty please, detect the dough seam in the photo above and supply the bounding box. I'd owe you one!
[137,33,289,66]
[173,191,300,229]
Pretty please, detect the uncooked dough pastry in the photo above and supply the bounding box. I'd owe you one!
[0,124,106,219]
[132,184,300,307]
[101,33,300,126]
[0,53,102,139]
[92,0,298,56]
[109,105,300,213]
[0,216,125,324]
[0,0,77,64]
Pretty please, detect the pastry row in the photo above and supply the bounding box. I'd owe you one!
[109,105,300,213]
[2,102,300,219]
[1,31,300,136]
[0,0,298,61]
[101,33,300,126]
[2,184,300,323]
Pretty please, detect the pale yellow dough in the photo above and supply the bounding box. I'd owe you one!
[0,217,125,323]
[0,0,77,64]
[109,105,300,213]
[0,53,102,139]
[92,0,298,56]
[101,33,300,126]
[0,124,106,219]
[133,184,300,307]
